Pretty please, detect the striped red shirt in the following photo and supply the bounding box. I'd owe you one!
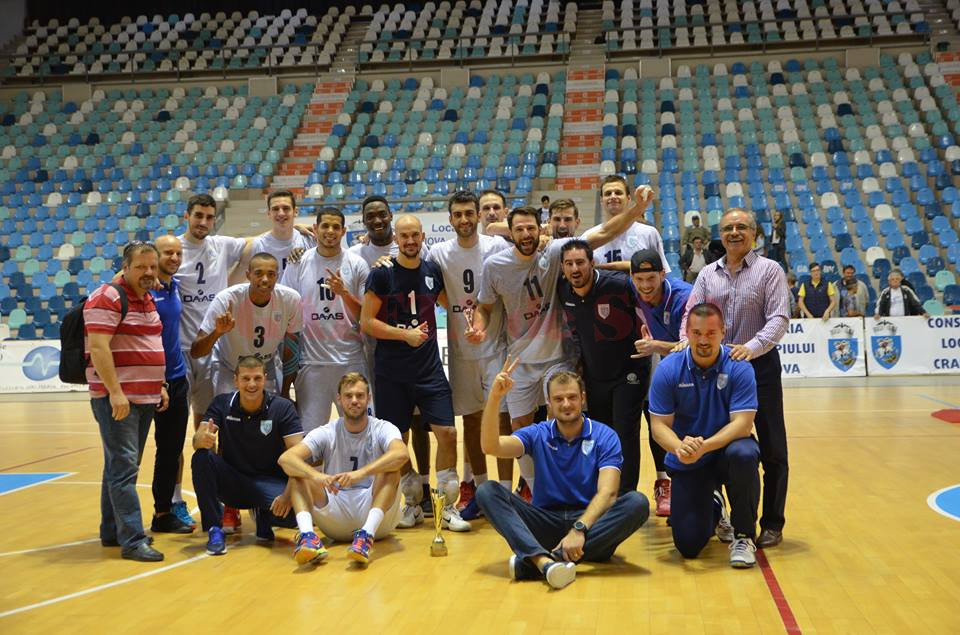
[83,280,165,404]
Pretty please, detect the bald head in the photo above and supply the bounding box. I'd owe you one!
[155,234,182,279]
[395,214,425,259]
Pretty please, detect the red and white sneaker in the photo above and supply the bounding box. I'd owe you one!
[456,480,476,511]
[654,479,672,517]
[222,505,242,534]
[517,482,532,504]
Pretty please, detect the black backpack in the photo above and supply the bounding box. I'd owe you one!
[59,283,128,384]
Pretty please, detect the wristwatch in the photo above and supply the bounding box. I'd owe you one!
[572,520,588,534]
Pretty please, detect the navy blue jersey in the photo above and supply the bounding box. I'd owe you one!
[558,270,647,383]
[366,258,445,379]
[202,391,303,479]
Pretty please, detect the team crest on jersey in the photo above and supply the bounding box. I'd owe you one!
[425,276,434,290]
[581,439,595,455]
[597,303,610,319]
[260,419,273,436]
[272,311,282,322]
[716,373,728,389]
[538,255,549,270]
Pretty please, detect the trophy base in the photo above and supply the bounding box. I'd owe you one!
[430,541,448,557]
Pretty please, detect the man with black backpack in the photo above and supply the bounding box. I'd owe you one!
[84,241,169,562]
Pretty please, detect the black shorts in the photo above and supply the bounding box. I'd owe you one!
[374,372,454,434]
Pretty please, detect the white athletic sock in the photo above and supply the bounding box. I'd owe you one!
[463,462,474,482]
[361,508,385,536]
[296,511,314,535]
[656,471,669,481]
[518,455,535,490]
[474,473,488,486]
[437,467,458,489]
[171,483,184,504]
[499,480,512,490]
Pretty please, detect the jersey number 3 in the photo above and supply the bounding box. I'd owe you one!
[253,326,265,348]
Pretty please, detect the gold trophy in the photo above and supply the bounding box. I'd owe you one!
[430,487,447,556]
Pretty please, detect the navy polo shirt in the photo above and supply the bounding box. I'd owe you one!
[635,277,693,343]
[558,270,647,383]
[202,391,303,480]
[150,277,187,381]
[512,417,623,509]
[648,346,758,471]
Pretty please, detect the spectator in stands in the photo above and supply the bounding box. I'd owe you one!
[86,241,168,562]
[539,195,551,223]
[681,215,710,248]
[786,272,800,319]
[680,236,716,283]
[767,211,786,266]
[752,225,767,258]
[876,269,926,317]
[798,262,837,320]
[840,266,868,318]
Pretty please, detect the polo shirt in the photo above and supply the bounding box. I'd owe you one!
[635,277,693,343]
[558,270,647,382]
[648,346,758,471]
[151,277,187,381]
[512,417,623,509]
[202,391,303,480]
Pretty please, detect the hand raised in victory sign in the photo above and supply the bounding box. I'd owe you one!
[321,267,347,297]
[463,306,486,344]
[214,301,236,336]
[490,354,520,397]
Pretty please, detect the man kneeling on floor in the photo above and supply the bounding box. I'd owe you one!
[279,372,408,566]
[191,355,304,555]
[475,360,649,590]
[648,302,762,568]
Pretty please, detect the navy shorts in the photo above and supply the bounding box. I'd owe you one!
[374,371,454,433]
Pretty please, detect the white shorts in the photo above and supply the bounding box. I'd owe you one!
[311,487,403,543]
[184,352,216,416]
[505,359,575,419]
[449,354,508,416]
[295,361,370,433]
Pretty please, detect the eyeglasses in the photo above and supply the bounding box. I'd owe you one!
[719,223,755,233]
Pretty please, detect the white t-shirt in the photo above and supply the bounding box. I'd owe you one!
[582,221,672,273]
[176,234,247,348]
[199,283,303,371]
[302,416,402,490]
[252,231,315,277]
[279,248,369,365]
[428,234,511,360]
[888,287,905,316]
[477,237,573,363]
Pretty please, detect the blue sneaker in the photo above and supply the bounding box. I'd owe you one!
[347,529,373,565]
[458,496,483,521]
[171,501,196,529]
[206,527,226,556]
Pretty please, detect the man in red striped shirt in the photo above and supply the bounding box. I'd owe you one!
[86,242,169,562]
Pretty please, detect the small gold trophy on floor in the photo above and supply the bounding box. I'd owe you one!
[430,487,447,556]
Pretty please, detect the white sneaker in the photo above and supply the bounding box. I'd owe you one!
[543,561,576,589]
[441,504,471,532]
[714,490,734,543]
[397,504,424,529]
[729,537,757,568]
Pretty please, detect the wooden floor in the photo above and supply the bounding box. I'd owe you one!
[1,382,959,634]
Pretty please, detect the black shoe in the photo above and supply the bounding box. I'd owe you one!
[756,529,783,548]
[151,512,194,534]
[420,484,434,518]
[102,536,154,547]
[121,542,164,562]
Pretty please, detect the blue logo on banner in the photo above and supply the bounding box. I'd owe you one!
[871,335,901,369]
[21,346,60,381]
[828,338,858,371]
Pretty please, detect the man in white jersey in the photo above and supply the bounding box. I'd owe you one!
[280,207,370,431]
[472,187,655,496]
[191,253,302,395]
[429,191,512,519]
[279,372,407,566]
[249,190,316,278]
[586,175,670,273]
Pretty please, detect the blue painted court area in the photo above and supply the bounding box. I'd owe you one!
[0,473,71,496]
[929,485,960,522]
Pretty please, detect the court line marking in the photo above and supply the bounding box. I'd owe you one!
[757,549,802,634]
[0,447,96,472]
[918,394,960,409]
[0,430,100,435]
[926,484,960,523]
[0,538,102,557]
[0,472,75,497]
[0,553,209,618]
